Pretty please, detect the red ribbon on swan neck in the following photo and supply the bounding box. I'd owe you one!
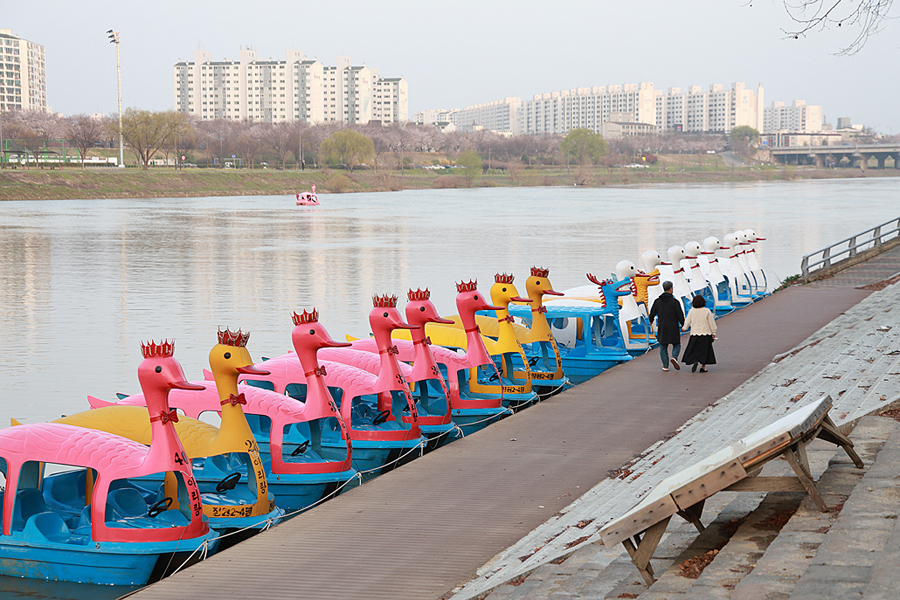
[221,393,247,407]
[151,409,179,424]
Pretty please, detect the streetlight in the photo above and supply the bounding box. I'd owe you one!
[107,30,124,168]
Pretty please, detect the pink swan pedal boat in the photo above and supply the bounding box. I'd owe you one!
[0,341,218,586]
[296,185,319,206]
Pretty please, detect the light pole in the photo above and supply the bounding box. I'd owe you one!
[107,30,124,168]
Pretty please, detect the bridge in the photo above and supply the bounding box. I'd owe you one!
[768,143,900,169]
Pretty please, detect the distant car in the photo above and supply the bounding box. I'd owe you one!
[624,163,649,169]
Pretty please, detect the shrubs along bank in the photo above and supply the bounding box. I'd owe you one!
[0,162,895,201]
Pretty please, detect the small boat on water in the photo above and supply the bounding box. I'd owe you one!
[530,274,634,383]
[504,267,570,396]
[346,288,459,450]
[296,185,319,206]
[246,305,426,480]
[57,330,285,543]
[391,280,511,436]
[0,341,219,585]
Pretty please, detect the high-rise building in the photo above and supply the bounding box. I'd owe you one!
[763,100,823,133]
[174,49,407,124]
[517,83,657,136]
[414,98,522,134]
[0,29,47,112]
[423,82,765,137]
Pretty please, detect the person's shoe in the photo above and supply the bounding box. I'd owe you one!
[662,367,669,371]
[691,362,698,373]
[699,368,708,373]
[670,358,680,371]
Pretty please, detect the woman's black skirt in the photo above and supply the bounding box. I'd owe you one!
[682,334,716,365]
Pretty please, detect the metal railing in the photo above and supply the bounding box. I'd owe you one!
[801,216,900,278]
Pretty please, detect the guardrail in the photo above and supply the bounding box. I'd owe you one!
[801,217,900,278]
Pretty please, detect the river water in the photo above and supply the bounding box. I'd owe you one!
[1,179,898,431]
[0,178,897,597]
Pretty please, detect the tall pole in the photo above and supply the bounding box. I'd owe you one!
[108,30,124,167]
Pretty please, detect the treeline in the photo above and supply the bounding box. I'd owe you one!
[0,109,733,171]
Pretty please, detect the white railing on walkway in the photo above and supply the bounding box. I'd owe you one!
[801,216,900,278]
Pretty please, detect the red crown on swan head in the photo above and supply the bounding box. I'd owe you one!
[291,308,318,325]
[373,294,398,308]
[456,279,478,293]
[218,328,250,347]
[530,266,550,278]
[494,273,515,284]
[141,340,174,358]
[407,288,430,301]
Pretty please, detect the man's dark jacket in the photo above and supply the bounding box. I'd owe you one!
[649,292,685,345]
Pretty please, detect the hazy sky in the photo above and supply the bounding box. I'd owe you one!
[6,1,899,132]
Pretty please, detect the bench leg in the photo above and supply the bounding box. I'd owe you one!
[622,515,672,586]
[677,498,706,533]
[784,444,828,512]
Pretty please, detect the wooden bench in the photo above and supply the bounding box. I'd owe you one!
[598,395,863,586]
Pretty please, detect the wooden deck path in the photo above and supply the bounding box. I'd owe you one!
[126,285,872,600]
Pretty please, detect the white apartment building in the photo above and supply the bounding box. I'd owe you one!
[414,98,521,134]
[517,83,657,136]
[0,29,47,112]
[656,83,764,134]
[763,100,823,133]
[174,50,407,124]
[507,81,763,137]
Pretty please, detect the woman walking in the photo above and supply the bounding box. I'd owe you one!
[682,295,717,372]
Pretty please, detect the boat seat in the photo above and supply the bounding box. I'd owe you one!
[106,487,148,520]
[12,488,50,531]
[73,505,92,536]
[23,511,83,544]
[42,469,88,509]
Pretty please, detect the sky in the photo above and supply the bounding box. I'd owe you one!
[6,0,900,133]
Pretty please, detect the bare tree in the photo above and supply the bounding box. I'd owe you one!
[65,114,106,169]
[266,122,294,169]
[779,0,893,54]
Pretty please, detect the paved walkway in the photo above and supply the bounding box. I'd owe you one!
[126,248,899,600]
[456,245,900,600]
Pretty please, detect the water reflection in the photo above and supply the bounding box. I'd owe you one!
[1,179,896,432]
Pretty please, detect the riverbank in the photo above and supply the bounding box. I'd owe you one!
[1,160,896,201]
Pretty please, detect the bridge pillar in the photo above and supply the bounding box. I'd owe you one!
[875,154,887,169]
[854,153,868,170]
[812,154,824,168]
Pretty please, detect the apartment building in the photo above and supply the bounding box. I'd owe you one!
[0,29,47,112]
[174,49,407,124]
[420,82,764,137]
[654,83,764,134]
[763,100,823,133]
[517,83,657,136]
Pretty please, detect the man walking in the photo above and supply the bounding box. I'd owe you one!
[649,280,685,371]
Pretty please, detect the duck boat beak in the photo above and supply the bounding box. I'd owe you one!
[543,289,564,296]
[237,365,271,376]
[510,296,532,303]
[431,317,455,325]
[171,380,206,391]
[324,340,353,348]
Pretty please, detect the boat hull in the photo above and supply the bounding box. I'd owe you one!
[0,532,218,586]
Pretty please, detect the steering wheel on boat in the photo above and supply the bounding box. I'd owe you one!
[147,497,173,518]
[489,372,500,382]
[215,472,242,492]
[290,440,310,457]
[528,357,540,367]
[372,410,391,426]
